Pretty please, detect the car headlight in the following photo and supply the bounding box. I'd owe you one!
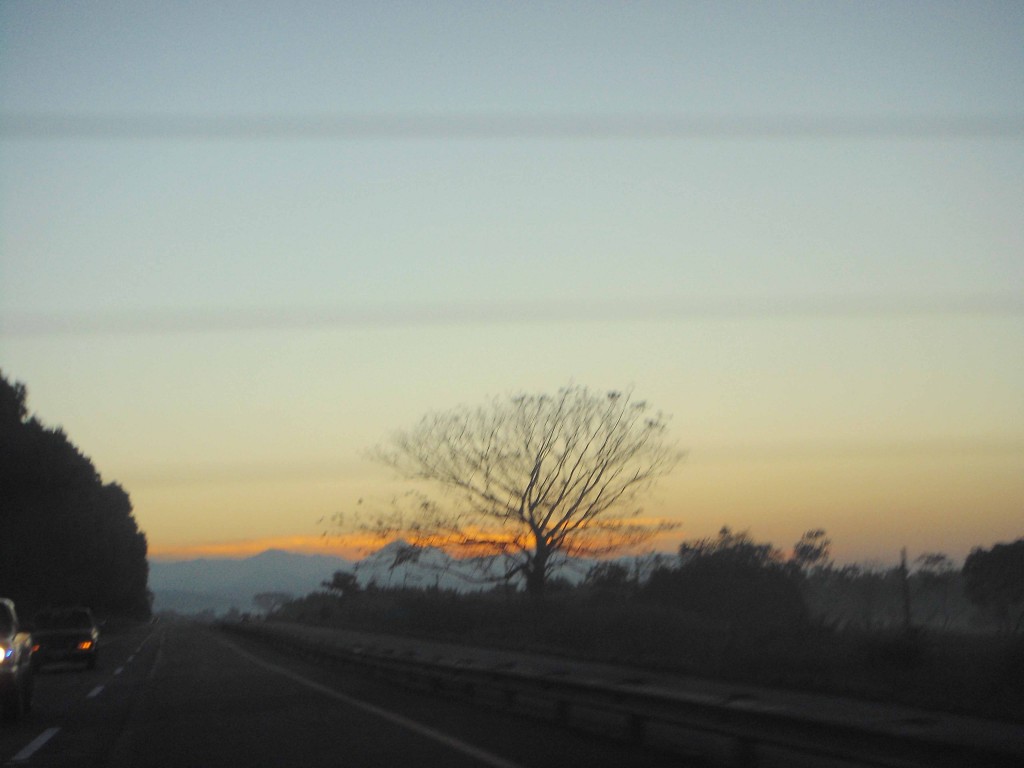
[0,645,11,664]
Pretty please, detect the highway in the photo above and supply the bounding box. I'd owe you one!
[0,622,687,767]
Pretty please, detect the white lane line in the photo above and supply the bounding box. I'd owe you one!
[87,684,105,699]
[220,636,525,768]
[11,727,61,762]
[114,666,124,675]
[127,655,135,663]
[147,631,165,681]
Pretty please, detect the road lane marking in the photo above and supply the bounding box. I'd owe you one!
[147,630,165,681]
[11,728,60,763]
[114,666,124,675]
[87,685,105,699]
[220,636,525,768]
[103,630,165,768]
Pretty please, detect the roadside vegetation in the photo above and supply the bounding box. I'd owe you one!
[270,528,1024,723]
[0,372,151,618]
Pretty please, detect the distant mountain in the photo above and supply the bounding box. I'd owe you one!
[149,544,673,616]
[352,540,504,591]
[351,539,617,592]
[149,549,352,615]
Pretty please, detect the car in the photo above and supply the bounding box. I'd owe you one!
[0,598,34,720]
[30,606,100,671]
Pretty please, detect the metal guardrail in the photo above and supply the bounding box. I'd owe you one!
[220,621,1023,768]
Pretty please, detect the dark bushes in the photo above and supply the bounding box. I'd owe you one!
[642,526,808,631]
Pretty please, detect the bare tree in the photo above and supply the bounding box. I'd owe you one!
[370,385,681,596]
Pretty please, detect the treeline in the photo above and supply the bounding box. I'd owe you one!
[0,372,150,618]
[270,527,1024,720]
[597,528,1024,635]
[275,527,1024,639]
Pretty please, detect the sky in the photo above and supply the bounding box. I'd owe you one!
[1,1,1022,565]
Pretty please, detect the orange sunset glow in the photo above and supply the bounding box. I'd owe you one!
[1,1,1020,572]
[147,533,393,563]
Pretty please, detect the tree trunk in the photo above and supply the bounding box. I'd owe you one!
[525,546,549,598]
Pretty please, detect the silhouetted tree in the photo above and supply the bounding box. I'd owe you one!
[963,538,1024,633]
[582,561,633,602]
[678,526,782,568]
[368,385,681,597]
[912,552,957,630]
[644,527,807,630]
[322,570,361,597]
[792,529,832,574]
[0,376,28,425]
[0,371,150,617]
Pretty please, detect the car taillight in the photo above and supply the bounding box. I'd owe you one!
[31,644,40,654]
[77,640,93,650]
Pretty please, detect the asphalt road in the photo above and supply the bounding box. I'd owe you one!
[1,621,691,767]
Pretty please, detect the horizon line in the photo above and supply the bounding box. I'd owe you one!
[146,532,985,569]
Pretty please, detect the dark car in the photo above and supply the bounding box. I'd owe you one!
[0,598,34,720]
[31,607,100,670]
